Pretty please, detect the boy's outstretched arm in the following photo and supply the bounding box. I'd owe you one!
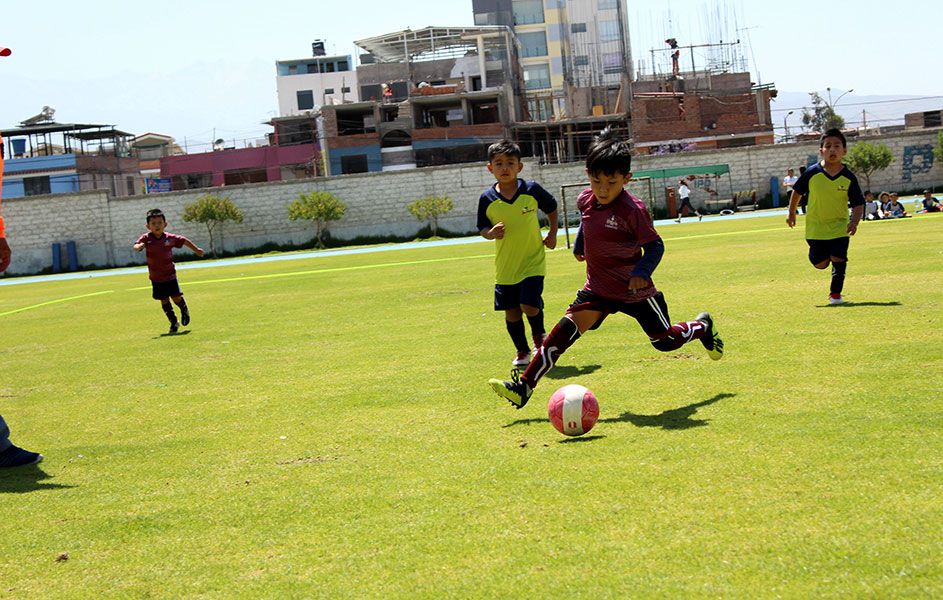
[183,239,205,257]
[786,190,801,228]
[133,242,145,252]
[573,224,585,261]
[543,210,558,249]
[848,205,863,235]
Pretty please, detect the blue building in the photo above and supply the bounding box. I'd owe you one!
[1,121,141,198]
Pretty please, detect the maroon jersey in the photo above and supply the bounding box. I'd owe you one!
[577,188,661,302]
[136,232,187,282]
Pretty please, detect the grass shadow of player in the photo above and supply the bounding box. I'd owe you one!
[0,464,76,494]
[817,301,901,308]
[155,330,192,339]
[601,392,736,431]
[543,364,603,380]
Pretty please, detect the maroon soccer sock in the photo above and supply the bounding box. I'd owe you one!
[506,318,531,354]
[521,316,581,388]
[650,320,706,352]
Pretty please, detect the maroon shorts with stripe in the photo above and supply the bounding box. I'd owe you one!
[565,289,672,336]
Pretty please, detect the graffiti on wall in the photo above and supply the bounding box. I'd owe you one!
[901,144,935,183]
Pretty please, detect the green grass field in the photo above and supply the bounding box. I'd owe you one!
[1,212,941,598]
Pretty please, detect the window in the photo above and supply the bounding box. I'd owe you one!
[307,63,320,74]
[599,20,621,42]
[512,0,544,25]
[338,60,349,71]
[341,154,369,174]
[571,22,587,33]
[324,88,335,95]
[598,0,618,8]
[127,176,136,196]
[297,90,314,110]
[288,65,298,75]
[603,53,624,74]
[574,55,590,67]
[523,63,551,90]
[24,175,51,196]
[325,62,335,73]
[341,86,351,93]
[518,31,548,57]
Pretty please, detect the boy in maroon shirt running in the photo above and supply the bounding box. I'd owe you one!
[133,209,204,333]
[489,128,724,408]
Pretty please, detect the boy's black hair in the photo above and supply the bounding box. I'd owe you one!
[146,208,166,222]
[585,127,632,176]
[487,140,522,161]
[820,127,847,148]
[863,190,873,196]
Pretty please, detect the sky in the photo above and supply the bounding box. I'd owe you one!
[0,0,939,152]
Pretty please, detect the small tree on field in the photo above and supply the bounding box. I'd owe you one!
[802,92,845,133]
[288,191,346,248]
[407,195,453,237]
[182,193,244,258]
[844,142,894,190]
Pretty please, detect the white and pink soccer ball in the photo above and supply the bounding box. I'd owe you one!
[548,384,599,436]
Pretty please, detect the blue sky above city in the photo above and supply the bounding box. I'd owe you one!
[0,0,938,151]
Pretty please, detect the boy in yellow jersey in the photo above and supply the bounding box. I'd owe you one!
[787,128,865,305]
[478,140,558,367]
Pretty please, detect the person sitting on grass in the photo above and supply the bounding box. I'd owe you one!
[487,128,724,409]
[863,190,884,221]
[884,193,909,218]
[921,190,942,213]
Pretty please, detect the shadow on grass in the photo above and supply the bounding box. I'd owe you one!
[154,329,192,339]
[557,434,606,444]
[0,464,76,494]
[543,364,603,380]
[816,301,902,308]
[600,392,736,430]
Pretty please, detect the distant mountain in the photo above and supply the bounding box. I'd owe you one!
[773,91,943,133]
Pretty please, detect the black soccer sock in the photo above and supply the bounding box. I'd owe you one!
[173,297,188,312]
[830,261,847,295]
[521,316,581,388]
[506,318,531,354]
[526,311,545,347]
[161,301,177,324]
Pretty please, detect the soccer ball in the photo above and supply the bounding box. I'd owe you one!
[548,384,599,436]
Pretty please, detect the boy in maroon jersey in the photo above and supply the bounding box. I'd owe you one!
[133,209,204,333]
[489,128,724,408]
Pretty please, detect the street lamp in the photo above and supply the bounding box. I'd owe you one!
[827,87,854,109]
[783,110,794,142]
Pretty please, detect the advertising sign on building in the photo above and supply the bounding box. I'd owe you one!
[146,178,172,193]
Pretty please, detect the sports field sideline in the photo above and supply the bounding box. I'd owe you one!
[1,211,941,597]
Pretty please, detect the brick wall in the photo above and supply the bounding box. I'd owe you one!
[3,128,941,275]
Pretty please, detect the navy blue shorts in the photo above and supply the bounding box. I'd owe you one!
[494,276,544,311]
[807,237,849,265]
[151,278,182,300]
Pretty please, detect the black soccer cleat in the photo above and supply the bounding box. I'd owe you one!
[180,310,190,327]
[488,372,533,409]
[696,312,724,360]
[169,321,179,334]
[0,444,43,468]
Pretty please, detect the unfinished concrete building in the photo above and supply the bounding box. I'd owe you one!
[317,26,523,175]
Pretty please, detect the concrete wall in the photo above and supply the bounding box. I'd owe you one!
[3,127,941,276]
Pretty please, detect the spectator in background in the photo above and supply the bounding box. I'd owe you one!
[783,168,799,204]
[885,192,909,218]
[921,189,942,213]
[863,190,884,220]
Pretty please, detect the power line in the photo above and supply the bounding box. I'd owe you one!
[771,95,943,113]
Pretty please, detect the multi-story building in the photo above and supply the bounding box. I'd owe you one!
[276,41,359,116]
[1,120,141,198]
[473,0,633,121]
[313,26,523,175]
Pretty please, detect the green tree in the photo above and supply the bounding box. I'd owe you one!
[288,191,346,248]
[801,92,845,133]
[407,195,454,237]
[181,193,244,258]
[844,142,894,190]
